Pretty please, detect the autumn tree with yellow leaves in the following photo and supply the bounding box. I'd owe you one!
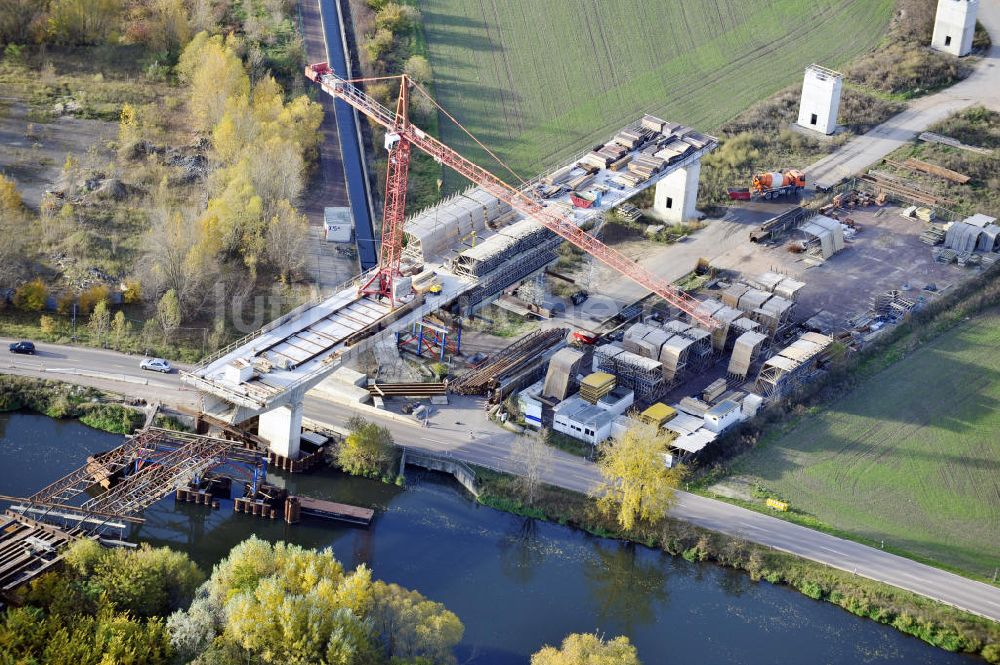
[597,421,686,531]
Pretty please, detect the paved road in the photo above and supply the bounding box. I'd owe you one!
[3,338,999,622]
[807,1,1000,189]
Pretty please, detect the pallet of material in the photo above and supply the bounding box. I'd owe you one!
[609,155,632,171]
[920,226,946,245]
[578,153,608,171]
[542,164,575,186]
[567,173,596,190]
[641,114,668,133]
[613,172,645,188]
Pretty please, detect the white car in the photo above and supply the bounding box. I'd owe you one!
[140,358,172,373]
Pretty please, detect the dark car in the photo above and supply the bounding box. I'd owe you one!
[570,290,589,306]
[9,341,35,355]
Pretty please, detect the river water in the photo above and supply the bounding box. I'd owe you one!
[0,413,974,664]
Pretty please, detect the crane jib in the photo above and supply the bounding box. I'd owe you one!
[313,68,720,330]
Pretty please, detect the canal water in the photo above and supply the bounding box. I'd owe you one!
[0,413,975,664]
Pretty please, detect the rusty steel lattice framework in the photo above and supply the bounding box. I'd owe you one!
[25,428,267,528]
[304,64,720,330]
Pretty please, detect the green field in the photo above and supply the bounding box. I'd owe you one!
[730,313,1000,577]
[417,0,894,179]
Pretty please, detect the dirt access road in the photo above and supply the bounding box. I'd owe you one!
[807,1,1000,189]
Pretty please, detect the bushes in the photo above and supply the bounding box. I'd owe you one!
[0,375,141,433]
[13,278,48,311]
[79,403,143,434]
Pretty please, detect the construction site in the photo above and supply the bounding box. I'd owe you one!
[168,55,999,473]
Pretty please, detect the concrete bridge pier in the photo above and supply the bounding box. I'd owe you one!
[258,397,305,459]
[653,160,701,223]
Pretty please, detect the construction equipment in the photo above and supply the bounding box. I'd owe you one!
[729,170,806,201]
[304,64,720,330]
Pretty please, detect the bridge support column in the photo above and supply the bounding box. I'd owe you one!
[653,161,701,223]
[258,399,304,459]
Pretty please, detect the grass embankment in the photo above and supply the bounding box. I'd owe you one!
[879,106,1000,218]
[474,469,1000,662]
[695,264,1000,581]
[0,375,142,434]
[417,0,893,181]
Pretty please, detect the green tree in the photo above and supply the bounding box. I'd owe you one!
[111,310,131,349]
[375,3,418,32]
[46,0,123,45]
[365,28,394,62]
[156,289,182,341]
[88,299,111,345]
[403,55,432,84]
[531,633,642,665]
[179,32,249,132]
[170,536,464,664]
[265,199,310,283]
[369,580,464,663]
[13,278,48,311]
[597,422,684,531]
[335,416,395,476]
[65,539,203,619]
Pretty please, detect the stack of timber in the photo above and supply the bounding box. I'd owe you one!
[450,328,569,395]
[368,382,447,398]
[580,372,616,404]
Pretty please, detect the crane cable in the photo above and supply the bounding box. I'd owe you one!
[341,74,526,188]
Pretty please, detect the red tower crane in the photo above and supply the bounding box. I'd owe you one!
[305,64,719,329]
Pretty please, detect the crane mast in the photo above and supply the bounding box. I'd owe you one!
[305,64,719,330]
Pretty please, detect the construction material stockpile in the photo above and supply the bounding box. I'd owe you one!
[580,372,616,404]
[450,328,569,395]
[594,345,663,403]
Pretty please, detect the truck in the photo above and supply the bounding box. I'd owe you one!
[728,169,806,201]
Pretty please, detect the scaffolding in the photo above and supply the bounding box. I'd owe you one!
[727,330,769,380]
[754,332,833,399]
[593,344,663,403]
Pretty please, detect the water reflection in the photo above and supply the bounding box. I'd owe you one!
[498,518,543,584]
[584,541,670,633]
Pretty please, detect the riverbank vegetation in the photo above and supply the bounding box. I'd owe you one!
[532,632,641,665]
[0,374,142,433]
[0,540,202,664]
[474,469,1000,662]
[328,415,403,483]
[2,536,465,664]
[0,0,321,362]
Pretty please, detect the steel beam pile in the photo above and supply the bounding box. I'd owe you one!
[450,328,569,395]
[368,382,447,397]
